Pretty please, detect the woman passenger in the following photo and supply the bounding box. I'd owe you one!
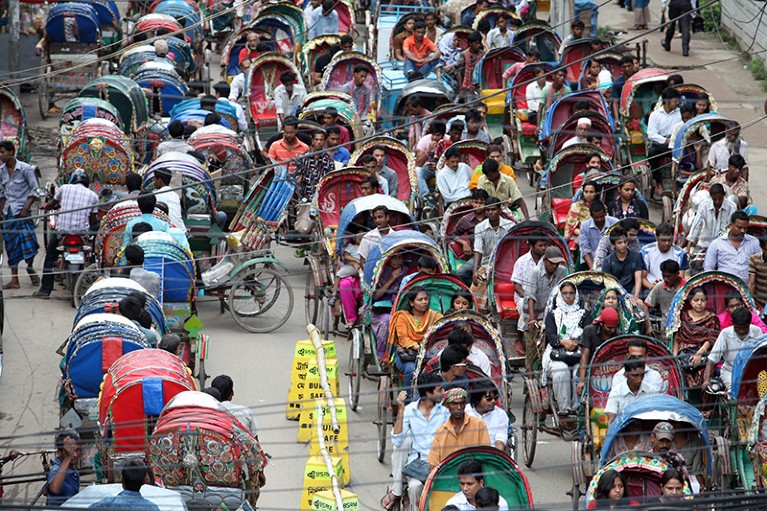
[673,286,720,389]
[610,176,649,220]
[564,180,600,245]
[717,290,767,333]
[591,288,641,334]
[588,470,635,509]
[445,289,473,315]
[389,286,442,399]
[543,281,588,413]
[659,468,686,503]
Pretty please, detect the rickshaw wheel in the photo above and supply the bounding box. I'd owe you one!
[73,263,101,309]
[304,268,319,325]
[568,481,582,511]
[376,376,390,463]
[661,195,674,224]
[713,435,731,491]
[38,71,50,120]
[522,391,538,467]
[228,267,294,333]
[347,330,362,411]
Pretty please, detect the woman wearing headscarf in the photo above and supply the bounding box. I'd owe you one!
[438,32,461,88]
[543,281,588,413]
[590,288,641,334]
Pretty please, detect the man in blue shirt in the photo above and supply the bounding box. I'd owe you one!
[308,0,338,40]
[46,430,81,506]
[89,459,160,510]
[123,193,170,245]
[326,126,350,165]
[578,200,617,269]
[384,371,449,510]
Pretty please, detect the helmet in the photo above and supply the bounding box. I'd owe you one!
[69,169,90,187]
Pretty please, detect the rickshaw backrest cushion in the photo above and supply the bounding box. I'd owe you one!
[142,377,165,415]
[520,121,537,136]
[551,198,572,229]
[101,337,124,372]
[494,282,519,319]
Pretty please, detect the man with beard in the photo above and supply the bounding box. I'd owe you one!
[704,211,760,283]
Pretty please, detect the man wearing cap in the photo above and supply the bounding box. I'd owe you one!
[650,421,692,486]
[605,358,662,425]
[576,307,621,396]
[427,388,490,468]
[562,117,592,149]
[524,246,568,357]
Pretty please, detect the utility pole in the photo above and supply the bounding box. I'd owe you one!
[8,0,20,96]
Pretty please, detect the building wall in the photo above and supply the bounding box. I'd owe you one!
[721,1,767,64]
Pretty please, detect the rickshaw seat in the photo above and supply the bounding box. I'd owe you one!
[520,121,537,136]
[629,129,644,145]
[373,300,394,310]
[551,198,572,230]
[480,89,505,116]
[494,282,519,320]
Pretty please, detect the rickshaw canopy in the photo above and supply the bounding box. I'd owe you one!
[336,194,414,258]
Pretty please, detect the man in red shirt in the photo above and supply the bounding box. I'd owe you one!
[267,116,309,173]
[402,20,441,79]
[238,31,260,64]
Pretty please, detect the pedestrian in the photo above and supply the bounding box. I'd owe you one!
[632,0,650,30]
[46,430,81,506]
[661,0,693,56]
[0,141,40,289]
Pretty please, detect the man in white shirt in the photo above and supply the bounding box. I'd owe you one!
[466,380,509,450]
[272,70,306,128]
[606,358,661,425]
[437,145,472,206]
[686,184,735,251]
[561,117,591,149]
[646,87,681,196]
[708,126,749,178]
[212,82,247,132]
[703,307,762,392]
[228,58,251,104]
[446,459,509,510]
[357,205,392,269]
[303,0,321,27]
[152,168,186,233]
[610,338,664,390]
[525,66,547,122]
[512,238,548,338]
[211,375,260,438]
[486,12,513,49]
[156,120,194,157]
[640,221,690,291]
[472,197,514,285]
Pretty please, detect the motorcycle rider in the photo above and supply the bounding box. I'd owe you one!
[33,169,98,298]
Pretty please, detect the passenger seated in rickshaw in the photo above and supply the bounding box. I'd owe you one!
[326,126,350,166]
[445,290,473,316]
[444,326,491,377]
[438,146,473,207]
[538,69,572,126]
[398,256,438,291]
[709,124,749,177]
[580,59,612,95]
[649,423,692,486]
[606,420,651,459]
[476,159,529,219]
[157,120,194,157]
[749,236,767,309]
[684,183,735,256]
[462,108,491,144]
[576,308,620,396]
[360,157,389,194]
[123,194,170,245]
[452,189,489,285]
[593,218,641,270]
[601,228,643,300]
[118,294,160,347]
[502,49,540,84]
[564,180,599,246]
[229,58,251,103]
[295,129,336,200]
[644,260,685,320]
[526,247,568,355]
[677,129,709,175]
[373,253,406,358]
[437,32,461,87]
[472,197,515,287]
[589,470,638,509]
[445,459,508,511]
[711,154,750,210]
[703,307,762,393]
[658,468,686,502]
[415,120,447,201]
[456,32,485,98]
[562,117,592,149]
[543,280,589,414]
[605,358,662,425]
[434,345,470,391]
[428,388,489,467]
[640,222,689,296]
[609,177,648,220]
[471,144,518,189]
[673,286,720,390]
[152,202,191,250]
[122,244,160,299]
[718,290,767,333]
[390,286,443,398]
[466,379,510,450]
[403,21,442,81]
[393,17,416,61]
[672,422,705,489]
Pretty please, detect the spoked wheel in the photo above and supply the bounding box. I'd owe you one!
[73,263,101,309]
[661,194,674,224]
[376,375,390,463]
[347,329,362,411]
[228,267,294,333]
[38,70,50,120]
[304,268,319,325]
[316,294,332,340]
[522,391,538,467]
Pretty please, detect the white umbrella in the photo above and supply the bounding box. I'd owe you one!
[61,484,187,511]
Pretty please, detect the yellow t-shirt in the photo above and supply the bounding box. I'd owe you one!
[469,162,517,189]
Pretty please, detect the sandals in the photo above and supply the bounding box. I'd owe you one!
[380,491,400,511]
[32,290,50,299]
[27,268,40,287]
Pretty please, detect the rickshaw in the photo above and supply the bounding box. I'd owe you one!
[571,337,687,504]
[149,0,204,45]
[58,118,134,194]
[585,395,711,505]
[38,3,103,119]
[419,446,533,511]
[671,170,740,245]
[321,51,382,122]
[670,113,739,189]
[577,51,625,90]
[725,335,767,490]
[246,52,304,134]
[509,21,562,64]
[538,90,615,155]
[0,86,29,163]
[255,1,307,48]
[249,14,297,56]
[558,38,604,86]
[348,230,447,449]
[539,146,614,230]
[81,0,121,58]
[506,63,554,174]
[97,348,197,481]
[487,220,572,362]
[585,452,693,508]
[148,391,267,509]
[59,97,124,139]
[118,45,174,78]
[471,6,519,29]
[380,77,452,133]
[437,198,515,272]
[348,136,416,208]
[473,47,526,140]
[618,67,668,171]
[301,34,341,84]
[299,94,363,144]
[132,61,188,117]
[187,125,254,216]
[169,98,239,131]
